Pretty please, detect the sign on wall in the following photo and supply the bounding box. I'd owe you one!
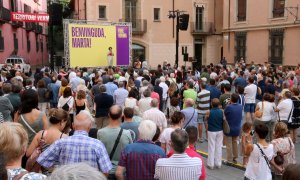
[11,12,49,23]
[67,23,130,67]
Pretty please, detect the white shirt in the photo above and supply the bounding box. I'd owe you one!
[245,144,273,180]
[210,72,218,80]
[124,98,137,108]
[159,127,176,153]
[256,101,275,122]
[155,153,202,180]
[143,108,167,129]
[159,82,169,100]
[138,97,152,114]
[277,99,294,122]
[244,84,257,104]
[58,96,74,114]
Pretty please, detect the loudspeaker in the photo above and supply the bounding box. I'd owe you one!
[179,14,189,31]
[50,3,63,25]
[56,56,62,66]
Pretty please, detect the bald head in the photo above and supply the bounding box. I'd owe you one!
[150,99,159,108]
[73,110,93,131]
[185,98,195,107]
[109,105,122,120]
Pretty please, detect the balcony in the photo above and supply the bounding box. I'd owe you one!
[12,21,23,28]
[190,22,215,35]
[34,24,43,34]
[119,19,147,35]
[0,6,11,23]
[25,22,34,31]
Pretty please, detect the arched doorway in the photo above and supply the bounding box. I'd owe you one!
[132,43,145,63]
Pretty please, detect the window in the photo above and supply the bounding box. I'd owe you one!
[154,8,160,21]
[269,29,284,64]
[0,29,3,51]
[27,33,30,52]
[235,32,246,62]
[273,0,285,18]
[237,0,247,21]
[99,6,106,19]
[10,0,17,11]
[125,0,137,27]
[13,33,18,50]
[195,7,203,31]
[36,36,39,52]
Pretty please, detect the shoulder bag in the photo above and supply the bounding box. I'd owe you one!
[62,97,72,112]
[20,115,37,134]
[110,128,123,160]
[222,110,230,134]
[273,137,292,166]
[183,109,195,129]
[26,130,47,173]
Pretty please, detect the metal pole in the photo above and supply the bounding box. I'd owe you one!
[175,11,179,67]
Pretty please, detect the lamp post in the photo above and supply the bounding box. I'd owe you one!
[168,10,186,68]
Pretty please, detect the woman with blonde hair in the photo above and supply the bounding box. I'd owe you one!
[271,122,296,179]
[0,122,46,179]
[59,78,69,97]
[26,108,70,175]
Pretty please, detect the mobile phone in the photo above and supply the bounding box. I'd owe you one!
[250,130,255,136]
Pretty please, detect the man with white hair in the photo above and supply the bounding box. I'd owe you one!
[181,98,198,128]
[143,99,167,131]
[37,110,112,175]
[159,76,169,112]
[69,71,85,92]
[116,120,166,180]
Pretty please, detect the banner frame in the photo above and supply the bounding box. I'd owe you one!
[63,19,132,68]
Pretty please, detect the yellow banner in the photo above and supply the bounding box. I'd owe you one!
[69,24,117,67]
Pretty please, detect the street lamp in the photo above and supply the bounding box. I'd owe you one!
[168,10,188,68]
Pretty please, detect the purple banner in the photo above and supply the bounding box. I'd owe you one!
[116,26,130,66]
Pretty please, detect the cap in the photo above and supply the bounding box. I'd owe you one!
[201,77,207,82]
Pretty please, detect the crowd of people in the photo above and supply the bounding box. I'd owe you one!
[0,60,299,180]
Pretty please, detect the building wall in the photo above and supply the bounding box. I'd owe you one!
[71,0,223,67]
[223,0,300,65]
[0,0,48,66]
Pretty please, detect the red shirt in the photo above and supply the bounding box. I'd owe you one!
[151,92,160,107]
[167,145,206,180]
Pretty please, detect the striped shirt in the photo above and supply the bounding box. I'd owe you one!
[155,153,202,180]
[196,89,211,115]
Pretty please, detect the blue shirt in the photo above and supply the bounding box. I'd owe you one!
[181,107,198,128]
[37,131,112,173]
[121,121,139,141]
[48,83,60,104]
[206,85,221,100]
[208,108,223,132]
[105,82,118,96]
[224,103,242,136]
[234,77,247,88]
[118,140,166,180]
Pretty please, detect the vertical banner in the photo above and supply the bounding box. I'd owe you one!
[68,24,130,67]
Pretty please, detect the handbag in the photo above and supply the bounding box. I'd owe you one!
[62,97,72,111]
[255,101,264,119]
[222,110,230,134]
[26,130,47,173]
[273,138,292,166]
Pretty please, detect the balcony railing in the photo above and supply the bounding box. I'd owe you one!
[119,19,147,35]
[190,22,215,35]
[0,6,11,23]
[12,21,23,28]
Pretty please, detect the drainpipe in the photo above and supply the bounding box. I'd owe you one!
[228,0,231,52]
[85,0,87,20]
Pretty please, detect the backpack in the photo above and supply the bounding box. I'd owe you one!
[45,84,53,100]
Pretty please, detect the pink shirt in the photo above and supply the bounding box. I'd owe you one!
[151,92,160,108]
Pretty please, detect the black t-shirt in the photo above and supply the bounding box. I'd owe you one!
[94,93,113,118]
